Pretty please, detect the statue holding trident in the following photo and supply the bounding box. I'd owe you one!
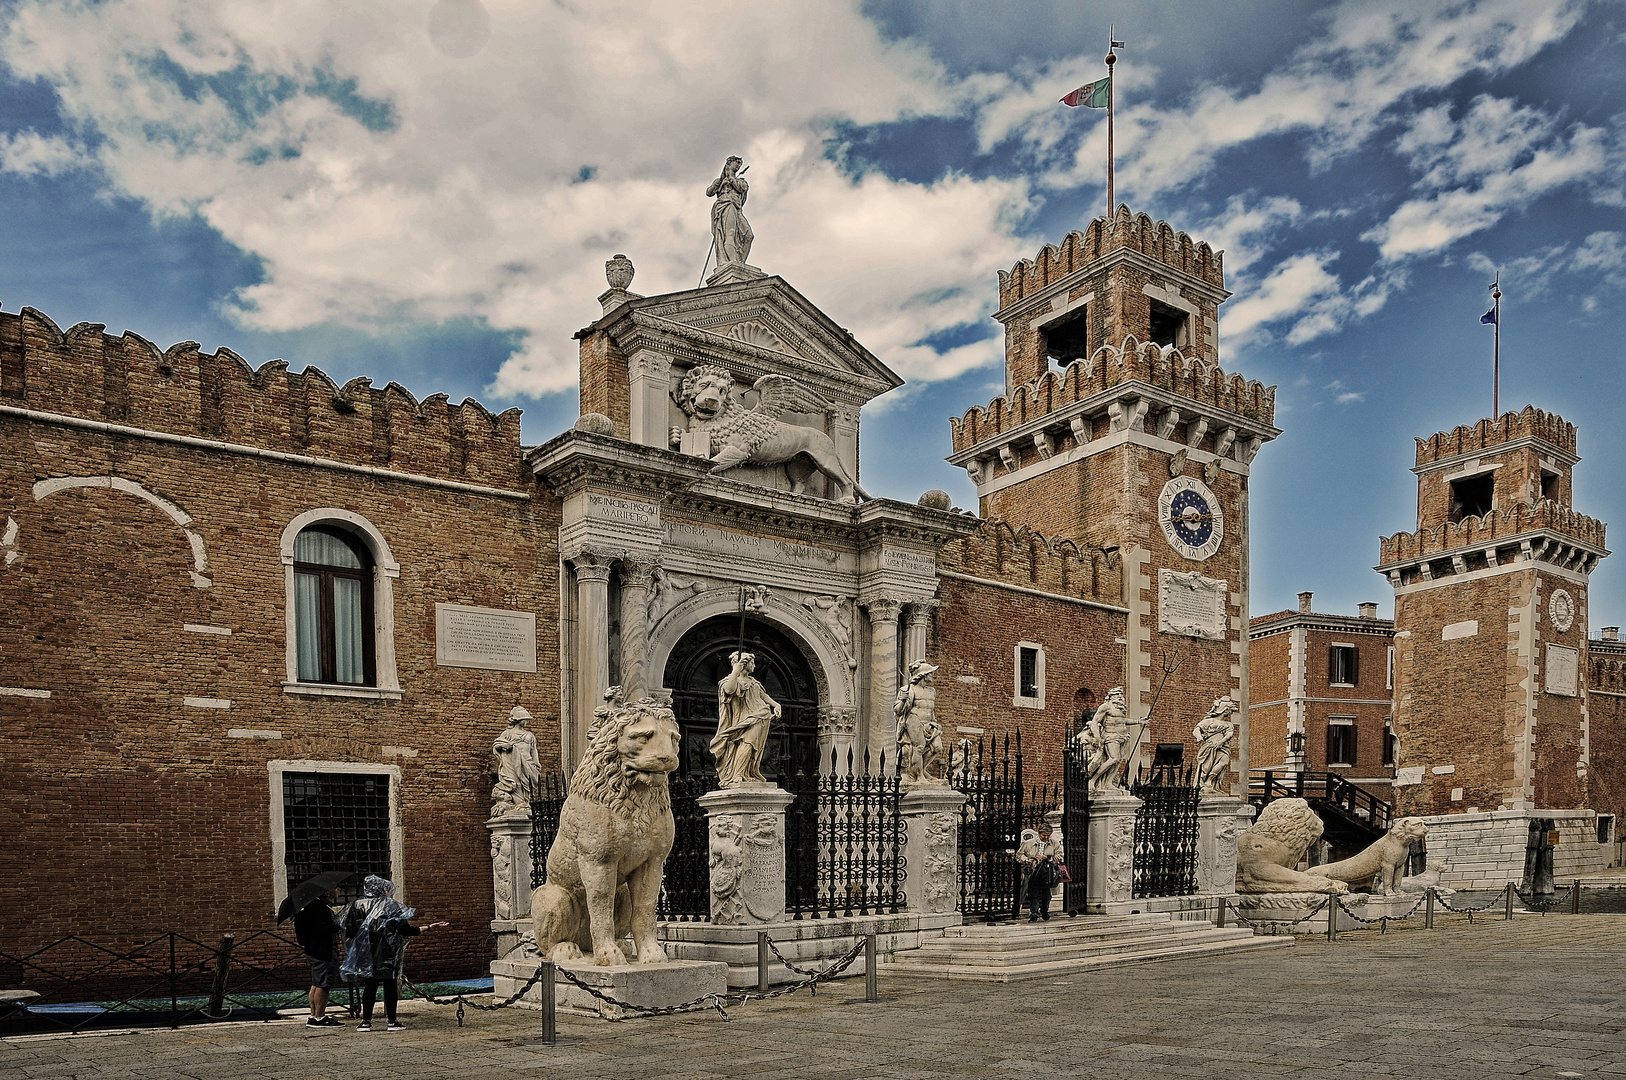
[706,156,754,268]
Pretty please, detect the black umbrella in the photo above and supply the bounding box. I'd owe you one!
[276,871,353,924]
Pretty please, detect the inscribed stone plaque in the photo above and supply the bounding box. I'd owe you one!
[880,548,937,577]
[1546,643,1578,697]
[1158,569,1227,641]
[435,603,537,672]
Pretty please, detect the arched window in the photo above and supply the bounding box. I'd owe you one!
[279,509,401,698]
[293,525,375,686]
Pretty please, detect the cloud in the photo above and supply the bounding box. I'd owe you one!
[1222,251,1341,346]
[0,0,1035,398]
[0,129,84,176]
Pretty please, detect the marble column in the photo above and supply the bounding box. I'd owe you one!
[1086,792,1142,909]
[900,786,968,916]
[487,809,534,958]
[1195,795,1248,895]
[862,597,903,770]
[903,600,937,670]
[618,559,656,699]
[570,552,612,768]
[698,786,797,925]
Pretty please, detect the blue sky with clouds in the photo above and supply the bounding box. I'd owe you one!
[1,0,1623,624]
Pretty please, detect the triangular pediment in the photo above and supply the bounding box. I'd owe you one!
[594,276,903,404]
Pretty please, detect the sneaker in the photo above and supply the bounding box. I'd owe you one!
[318,1016,345,1027]
[355,1022,372,1032]
[306,1017,325,1028]
[386,1022,406,1032]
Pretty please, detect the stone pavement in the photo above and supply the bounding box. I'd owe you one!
[4,914,1623,1080]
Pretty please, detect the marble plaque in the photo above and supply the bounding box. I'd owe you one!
[664,521,840,566]
[1546,643,1578,696]
[1158,569,1227,641]
[435,603,538,672]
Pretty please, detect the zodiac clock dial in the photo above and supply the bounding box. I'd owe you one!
[1158,476,1224,561]
[1549,589,1575,633]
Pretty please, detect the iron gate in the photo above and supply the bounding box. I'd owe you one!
[784,747,905,919]
[526,772,569,888]
[1061,737,1091,914]
[951,732,1025,921]
[656,770,716,921]
[1129,770,1200,899]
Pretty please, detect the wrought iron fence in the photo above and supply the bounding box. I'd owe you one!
[0,930,318,1034]
[952,732,1025,921]
[657,770,717,921]
[526,771,570,889]
[1062,735,1091,915]
[785,747,905,919]
[1130,770,1200,899]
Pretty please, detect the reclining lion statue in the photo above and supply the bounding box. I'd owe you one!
[1318,817,1427,895]
[530,697,681,966]
[1236,798,1348,894]
[672,364,870,502]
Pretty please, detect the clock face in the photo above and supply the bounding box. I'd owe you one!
[1158,476,1224,561]
[1549,589,1575,633]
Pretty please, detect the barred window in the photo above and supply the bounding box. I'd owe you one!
[1327,720,1356,767]
[1013,641,1046,708]
[282,771,391,903]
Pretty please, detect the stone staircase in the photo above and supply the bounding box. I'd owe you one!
[886,912,1292,982]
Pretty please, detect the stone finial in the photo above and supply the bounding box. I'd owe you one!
[917,490,952,511]
[605,253,635,290]
[574,413,617,437]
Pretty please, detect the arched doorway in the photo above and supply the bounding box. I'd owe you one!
[663,614,820,781]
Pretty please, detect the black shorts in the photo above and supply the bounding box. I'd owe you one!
[306,953,342,989]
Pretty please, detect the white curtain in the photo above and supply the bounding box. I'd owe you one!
[295,572,323,681]
[333,576,365,684]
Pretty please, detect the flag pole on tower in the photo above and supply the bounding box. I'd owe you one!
[1481,276,1502,417]
[1057,29,1124,222]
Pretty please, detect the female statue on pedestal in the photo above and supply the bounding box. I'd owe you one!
[706,156,754,267]
[711,651,780,787]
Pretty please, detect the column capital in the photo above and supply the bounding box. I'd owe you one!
[618,558,659,589]
[565,546,617,577]
[861,595,905,623]
[904,599,940,625]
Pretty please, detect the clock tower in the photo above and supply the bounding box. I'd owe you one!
[947,206,1280,788]
[1379,408,1608,821]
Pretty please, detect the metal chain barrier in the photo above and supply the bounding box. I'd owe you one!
[1226,897,1331,932]
[1511,883,1574,913]
[402,934,869,1027]
[1433,887,1513,915]
[1331,891,1429,934]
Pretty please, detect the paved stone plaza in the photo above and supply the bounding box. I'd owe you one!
[5,915,1622,1080]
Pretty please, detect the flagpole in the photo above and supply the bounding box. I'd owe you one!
[1105,42,1117,221]
[1492,279,1501,417]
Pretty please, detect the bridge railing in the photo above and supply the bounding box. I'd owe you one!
[1248,770,1393,833]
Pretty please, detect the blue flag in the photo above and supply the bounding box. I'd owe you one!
[1480,308,1497,325]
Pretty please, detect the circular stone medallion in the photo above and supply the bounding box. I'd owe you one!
[1549,588,1576,633]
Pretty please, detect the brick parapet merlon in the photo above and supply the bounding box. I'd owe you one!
[948,335,1276,455]
[995,206,1224,308]
[1378,499,1608,568]
[0,307,526,489]
[940,517,1125,610]
[1414,406,1577,467]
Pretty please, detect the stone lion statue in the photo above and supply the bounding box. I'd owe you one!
[671,364,870,502]
[1235,798,1348,895]
[530,697,681,966]
[1317,817,1427,896]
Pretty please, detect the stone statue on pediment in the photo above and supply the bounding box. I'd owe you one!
[707,156,754,268]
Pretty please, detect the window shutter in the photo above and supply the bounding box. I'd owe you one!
[1349,725,1358,765]
[1327,645,1337,681]
[1349,648,1359,685]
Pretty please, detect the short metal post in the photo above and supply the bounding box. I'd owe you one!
[539,961,556,1045]
[1572,879,1582,914]
[1424,888,1434,929]
[757,931,769,993]
[208,933,235,1018]
[169,933,179,1030]
[1504,882,1513,920]
[864,934,878,1002]
[1326,899,1337,942]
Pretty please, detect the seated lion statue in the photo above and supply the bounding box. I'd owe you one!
[1317,817,1427,895]
[530,697,681,966]
[1236,798,1348,895]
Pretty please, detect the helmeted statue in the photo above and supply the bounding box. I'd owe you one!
[490,705,541,816]
[894,659,946,787]
[706,156,754,267]
[1192,695,1239,795]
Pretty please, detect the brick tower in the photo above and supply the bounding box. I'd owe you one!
[1379,408,1608,830]
[947,207,1281,788]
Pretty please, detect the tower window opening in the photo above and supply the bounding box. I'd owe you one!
[1448,472,1494,522]
[1147,300,1189,349]
[1041,307,1090,367]
[1541,470,1561,502]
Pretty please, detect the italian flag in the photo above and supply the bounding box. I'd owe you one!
[1060,77,1110,108]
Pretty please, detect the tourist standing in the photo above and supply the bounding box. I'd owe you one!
[293,886,344,1027]
[340,876,449,1031]
[1016,828,1059,921]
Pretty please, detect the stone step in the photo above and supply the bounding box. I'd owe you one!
[887,933,1291,982]
[905,924,1259,964]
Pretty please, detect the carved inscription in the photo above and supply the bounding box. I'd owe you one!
[585,493,658,528]
[664,522,839,565]
[1158,569,1227,641]
[435,603,538,672]
[881,548,936,577]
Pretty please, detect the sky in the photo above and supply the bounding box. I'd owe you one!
[0,0,1623,625]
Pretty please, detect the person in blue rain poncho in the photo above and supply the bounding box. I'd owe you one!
[340,875,449,1031]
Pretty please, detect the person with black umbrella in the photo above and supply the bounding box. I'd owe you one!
[280,871,352,1028]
